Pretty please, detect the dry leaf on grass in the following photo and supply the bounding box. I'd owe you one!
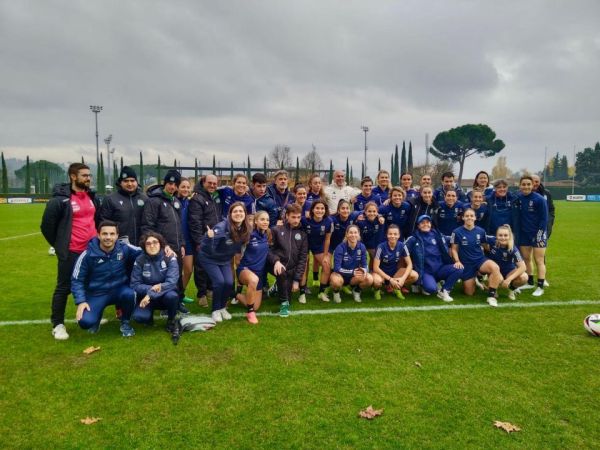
[494,420,521,433]
[83,346,101,355]
[359,405,383,420]
[80,417,101,425]
[415,361,422,368]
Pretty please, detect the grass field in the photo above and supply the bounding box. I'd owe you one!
[1,202,599,449]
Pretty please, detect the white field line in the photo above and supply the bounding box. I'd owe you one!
[1,299,599,327]
[0,232,41,241]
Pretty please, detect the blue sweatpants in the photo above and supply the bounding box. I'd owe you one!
[78,285,136,330]
[199,260,233,312]
[421,264,464,294]
[131,290,179,323]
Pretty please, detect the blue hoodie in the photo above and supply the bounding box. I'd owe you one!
[130,250,179,299]
[405,229,452,281]
[71,238,142,304]
[238,229,269,274]
[197,220,244,264]
[333,241,368,276]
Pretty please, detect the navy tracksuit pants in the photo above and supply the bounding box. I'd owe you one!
[77,285,136,330]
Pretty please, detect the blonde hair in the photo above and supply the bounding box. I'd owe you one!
[343,224,361,243]
[495,224,515,250]
[253,210,272,244]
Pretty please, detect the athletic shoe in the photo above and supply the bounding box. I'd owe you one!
[298,293,307,304]
[411,285,420,294]
[486,297,498,307]
[422,288,431,296]
[507,289,516,301]
[120,320,135,337]
[352,290,362,303]
[543,280,550,288]
[318,292,330,303]
[100,318,108,325]
[262,286,270,296]
[436,289,453,302]
[333,292,342,303]
[246,311,258,324]
[532,287,544,297]
[88,322,100,334]
[178,304,190,315]
[159,310,169,318]
[475,278,486,291]
[211,310,223,323]
[393,289,405,300]
[374,289,382,300]
[303,287,312,295]
[52,324,69,340]
[342,286,353,295]
[279,301,290,317]
[197,296,209,308]
[519,283,535,290]
[182,296,194,304]
[268,284,278,298]
[230,297,239,305]
[220,308,232,320]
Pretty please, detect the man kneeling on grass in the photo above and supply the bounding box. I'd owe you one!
[71,221,142,337]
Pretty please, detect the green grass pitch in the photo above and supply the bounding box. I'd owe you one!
[0,202,599,448]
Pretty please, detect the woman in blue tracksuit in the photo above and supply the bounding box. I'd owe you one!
[450,208,503,307]
[218,174,256,219]
[515,175,549,297]
[330,199,361,251]
[197,202,251,323]
[235,211,270,324]
[372,224,419,300]
[130,231,180,339]
[177,177,194,304]
[464,189,488,228]
[405,215,463,302]
[378,186,412,236]
[301,200,333,303]
[407,186,439,236]
[356,201,385,270]
[485,179,517,235]
[354,176,382,212]
[486,224,528,301]
[434,189,464,240]
[329,225,373,303]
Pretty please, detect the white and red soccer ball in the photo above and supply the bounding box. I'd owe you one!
[583,314,600,336]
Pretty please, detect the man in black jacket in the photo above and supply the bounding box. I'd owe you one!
[41,163,100,340]
[99,166,147,246]
[267,203,308,317]
[188,174,222,307]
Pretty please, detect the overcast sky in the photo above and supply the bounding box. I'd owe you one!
[1,0,599,179]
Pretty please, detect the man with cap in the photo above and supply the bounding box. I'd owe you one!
[142,169,187,310]
[99,166,147,246]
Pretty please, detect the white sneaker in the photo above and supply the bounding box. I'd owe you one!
[333,292,342,303]
[352,290,362,303]
[318,292,330,303]
[230,297,239,305]
[422,287,431,296]
[220,308,232,320]
[411,285,420,294]
[436,289,453,302]
[211,310,223,323]
[543,280,550,288]
[520,283,535,290]
[507,289,516,301]
[487,297,498,307]
[532,287,544,297]
[298,293,307,304]
[52,324,69,340]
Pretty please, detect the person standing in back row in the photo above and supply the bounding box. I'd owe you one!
[41,163,100,341]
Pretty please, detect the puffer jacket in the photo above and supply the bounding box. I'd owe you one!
[141,185,183,250]
[188,182,222,250]
[130,250,179,299]
[99,187,147,245]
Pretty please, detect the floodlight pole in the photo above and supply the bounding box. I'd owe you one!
[90,105,103,166]
[104,134,113,187]
[361,125,369,177]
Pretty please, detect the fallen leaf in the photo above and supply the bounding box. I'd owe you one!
[83,346,101,355]
[80,417,101,425]
[359,405,383,420]
[415,361,422,368]
[494,420,521,433]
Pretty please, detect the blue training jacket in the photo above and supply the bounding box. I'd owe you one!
[130,250,179,299]
[71,238,142,304]
[197,220,244,264]
[333,241,368,276]
[238,229,269,274]
[404,229,452,281]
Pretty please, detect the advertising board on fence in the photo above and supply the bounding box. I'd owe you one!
[587,195,600,202]
[7,198,33,204]
[566,194,600,202]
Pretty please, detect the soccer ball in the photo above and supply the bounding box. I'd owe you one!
[48,247,56,256]
[583,314,600,336]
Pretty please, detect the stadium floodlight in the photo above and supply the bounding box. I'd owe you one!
[89,105,103,165]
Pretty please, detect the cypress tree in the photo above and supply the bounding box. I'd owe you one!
[361,162,365,179]
[295,156,300,184]
[401,141,407,176]
[157,155,162,185]
[139,152,144,189]
[346,157,350,180]
[25,156,31,194]
[120,156,124,173]
[1,152,8,194]
[393,145,400,185]
[263,156,267,175]
[113,161,118,185]
[408,141,414,172]
[328,159,333,184]
[378,158,381,172]
[98,153,105,193]
[212,155,216,175]
[194,157,199,182]
[247,156,251,178]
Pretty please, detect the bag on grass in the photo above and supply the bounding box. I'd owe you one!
[179,315,216,332]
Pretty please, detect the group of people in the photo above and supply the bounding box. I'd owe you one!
[41,162,554,341]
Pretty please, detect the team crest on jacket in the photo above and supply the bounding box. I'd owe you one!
[119,200,123,205]
[117,252,123,260]
[357,249,362,255]
[174,202,180,209]
[161,260,167,268]
[295,233,302,240]
[137,199,144,206]
[226,239,234,245]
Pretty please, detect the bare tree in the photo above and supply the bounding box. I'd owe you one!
[268,145,293,169]
[301,146,323,172]
[411,161,455,188]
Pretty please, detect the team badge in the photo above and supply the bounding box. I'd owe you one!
[295,233,302,240]
[137,199,144,206]
[119,200,123,206]
[226,239,234,245]
[117,252,123,260]
[174,202,180,209]
[161,260,167,269]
